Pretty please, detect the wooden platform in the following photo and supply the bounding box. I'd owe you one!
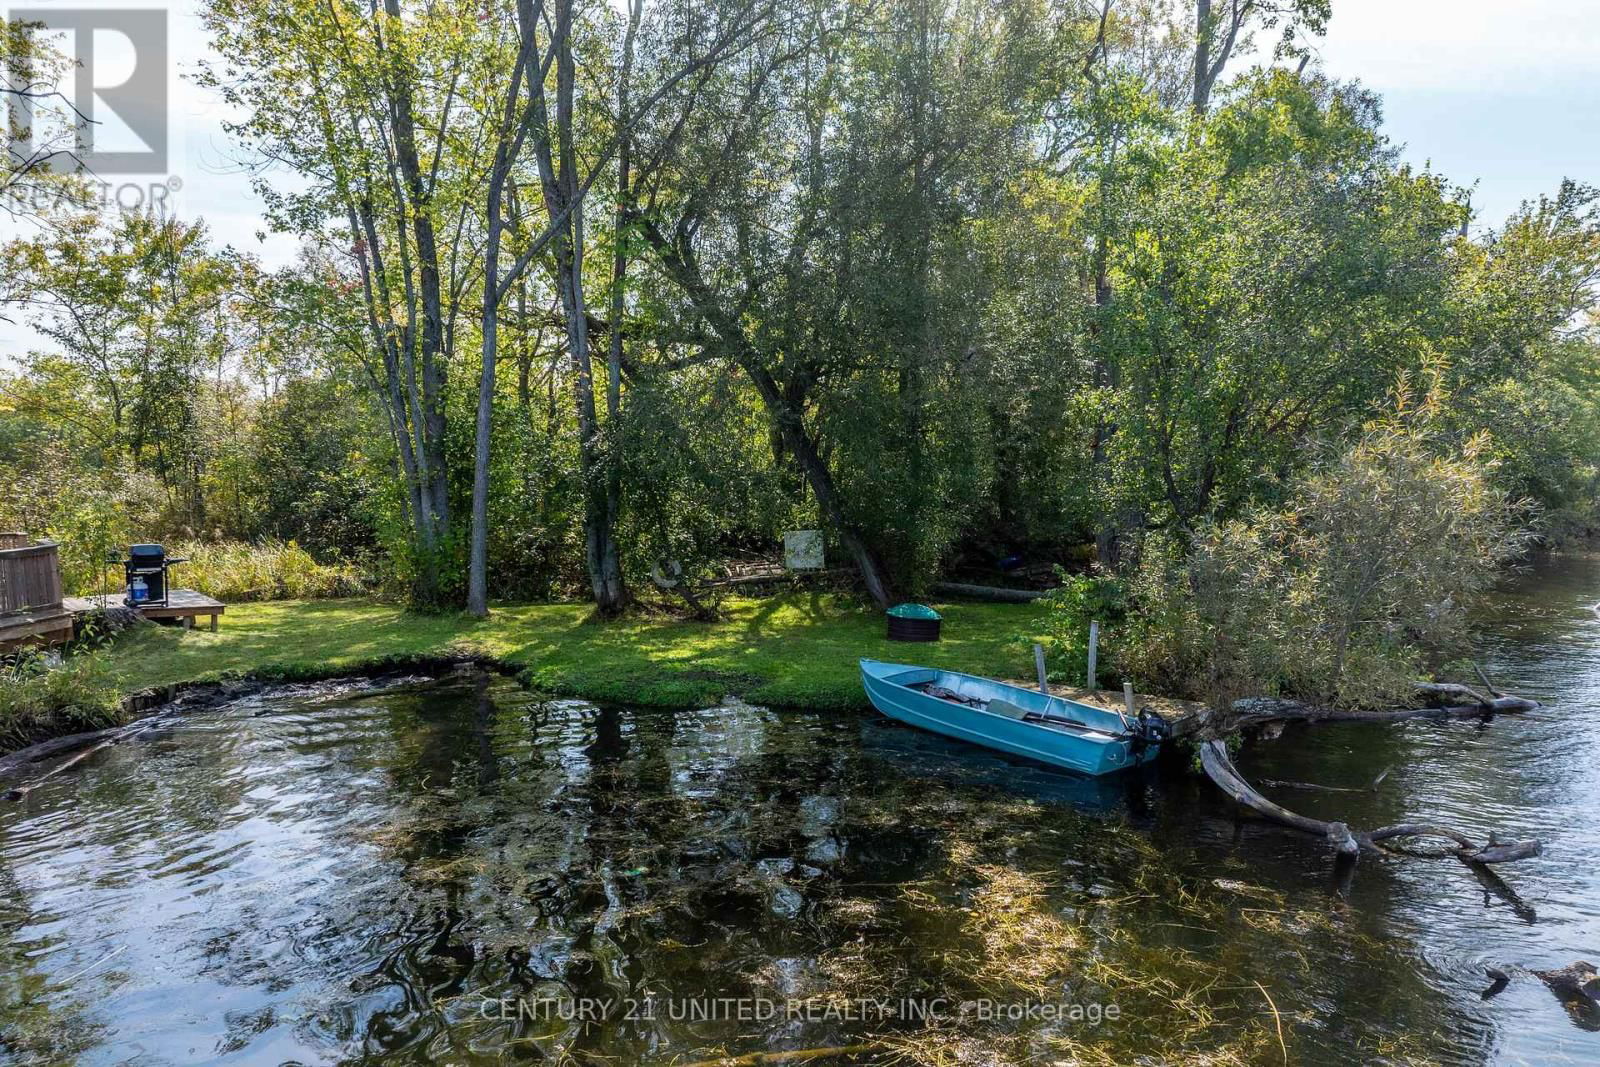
[65,590,226,632]
[0,605,75,649]
[0,536,71,650]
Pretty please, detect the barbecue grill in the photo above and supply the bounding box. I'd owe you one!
[120,544,187,608]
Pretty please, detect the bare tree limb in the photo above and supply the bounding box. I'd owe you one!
[1200,740,1542,867]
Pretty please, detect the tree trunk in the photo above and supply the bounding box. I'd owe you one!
[606,0,640,584]
[561,221,627,614]
[467,19,539,619]
[468,169,506,618]
[744,363,895,609]
[1192,0,1213,114]
[637,219,896,609]
[382,0,452,572]
[542,0,628,616]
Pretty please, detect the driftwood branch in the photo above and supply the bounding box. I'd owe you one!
[1199,740,1541,866]
[1219,683,1537,736]
[1365,823,1542,864]
[1256,765,1390,794]
[1471,661,1504,699]
[1482,961,1600,1024]
[1200,741,1359,855]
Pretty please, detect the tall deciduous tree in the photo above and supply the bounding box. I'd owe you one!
[1189,0,1328,114]
[464,0,774,616]
[201,0,485,604]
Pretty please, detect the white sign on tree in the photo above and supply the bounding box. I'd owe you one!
[784,530,824,570]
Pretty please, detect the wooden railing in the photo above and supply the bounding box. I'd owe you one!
[0,541,64,617]
[0,532,28,550]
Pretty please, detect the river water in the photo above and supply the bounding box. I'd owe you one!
[0,555,1596,1065]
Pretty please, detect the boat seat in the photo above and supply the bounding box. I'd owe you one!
[987,699,1032,720]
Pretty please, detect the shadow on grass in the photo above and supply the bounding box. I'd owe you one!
[104,594,1049,711]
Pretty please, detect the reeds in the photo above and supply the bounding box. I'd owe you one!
[86,540,364,602]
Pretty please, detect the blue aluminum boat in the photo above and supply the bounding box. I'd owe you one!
[859,658,1167,776]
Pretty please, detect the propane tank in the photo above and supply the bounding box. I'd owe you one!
[129,576,149,604]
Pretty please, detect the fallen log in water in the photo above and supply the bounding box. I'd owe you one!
[1366,823,1543,864]
[1483,961,1600,1023]
[1144,674,1539,740]
[1224,689,1536,733]
[1199,741,1360,856]
[4,737,120,801]
[1199,740,1542,866]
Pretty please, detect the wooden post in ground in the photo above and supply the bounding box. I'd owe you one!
[1087,621,1099,691]
[1033,643,1049,694]
[1118,681,1138,732]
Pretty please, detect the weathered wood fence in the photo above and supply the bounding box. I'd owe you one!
[0,540,64,616]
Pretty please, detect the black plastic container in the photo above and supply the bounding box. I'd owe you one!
[886,603,941,642]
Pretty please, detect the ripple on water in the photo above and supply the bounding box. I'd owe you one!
[0,563,1598,1066]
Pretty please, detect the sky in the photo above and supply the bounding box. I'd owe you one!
[2,0,1598,359]
[1294,0,1600,224]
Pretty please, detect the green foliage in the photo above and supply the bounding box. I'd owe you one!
[2,0,1597,709]
[1114,391,1529,708]
[247,377,381,559]
[1094,72,1471,530]
[157,540,365,602]
[0,446,161,594]
[0,651,122,754]
[1038,569,1126,688]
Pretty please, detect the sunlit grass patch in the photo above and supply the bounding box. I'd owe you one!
[92,593,1050,715]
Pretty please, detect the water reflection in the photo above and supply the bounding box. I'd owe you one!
[0,554,1594,1064]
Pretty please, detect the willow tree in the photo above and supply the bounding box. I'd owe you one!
[629,0,1073,606]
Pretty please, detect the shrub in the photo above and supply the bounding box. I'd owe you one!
[1114,397,1529,709]
[1037,569,1126,688]
[0,650,122,754]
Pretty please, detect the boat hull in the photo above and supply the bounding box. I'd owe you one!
[859,659,1157,776]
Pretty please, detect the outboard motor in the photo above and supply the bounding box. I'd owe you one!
[1128,706,1171,758]
[1135,706,1171,742]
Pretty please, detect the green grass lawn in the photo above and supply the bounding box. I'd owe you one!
[100,594,1051,711]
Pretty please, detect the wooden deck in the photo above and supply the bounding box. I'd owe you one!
[66,590,226,631]
[0,604,75,649]
[0,537,71,650]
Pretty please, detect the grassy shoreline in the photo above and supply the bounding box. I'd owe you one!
[57,592,1047,724]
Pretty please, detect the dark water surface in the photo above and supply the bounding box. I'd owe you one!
[1,555,1596,1065]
